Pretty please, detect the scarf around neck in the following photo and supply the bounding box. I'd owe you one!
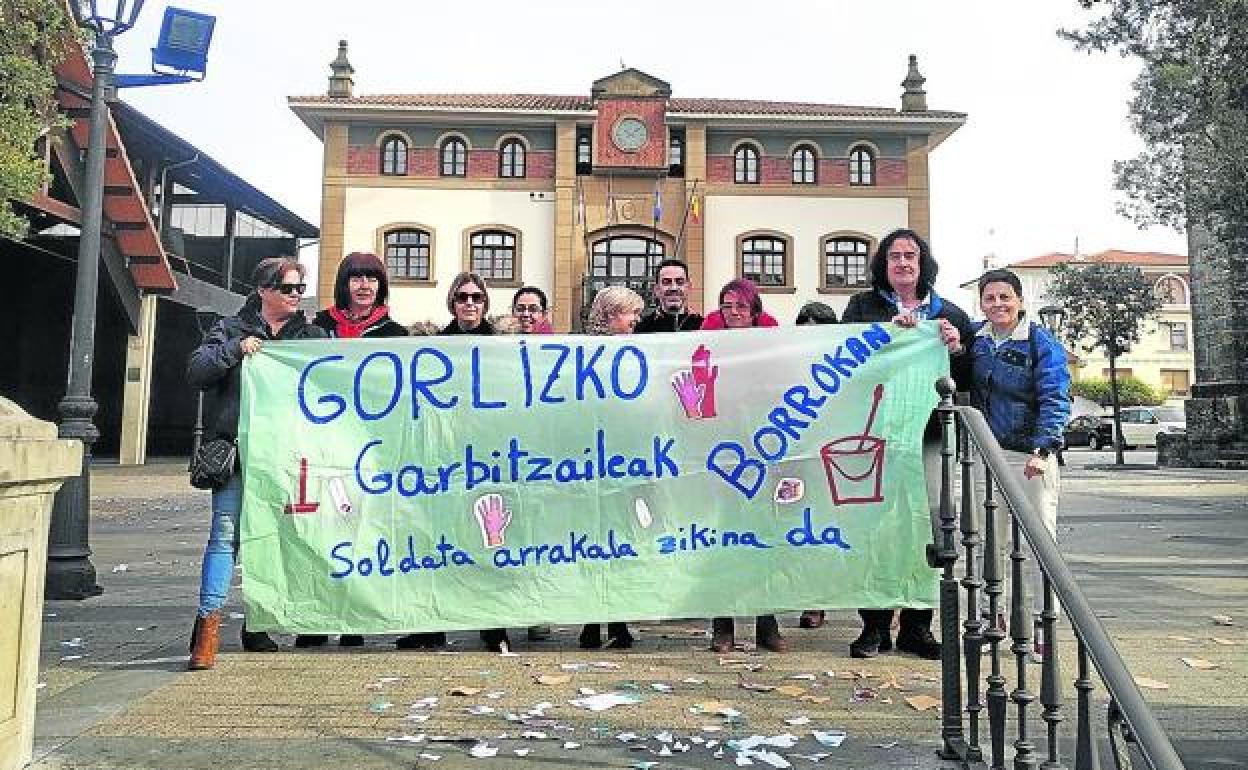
[328,305,389,338]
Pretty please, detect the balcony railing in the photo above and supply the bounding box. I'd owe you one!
[932,377,1185,770]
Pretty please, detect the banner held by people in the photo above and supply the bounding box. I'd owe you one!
[238,323,948,633]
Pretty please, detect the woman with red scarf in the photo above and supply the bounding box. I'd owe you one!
[300,251,407,648]
[312,251,409,339]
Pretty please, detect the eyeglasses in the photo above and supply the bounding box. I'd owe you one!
[658,277,687,287]
[886,251,919,262]
[512,304,544,315]
[348,274,380,285]
[719,302,751,313]
[454,291,486,304]
[274,283,306,296]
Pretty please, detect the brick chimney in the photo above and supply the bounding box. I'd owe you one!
[328,40,354,99]
[901,54,927,112]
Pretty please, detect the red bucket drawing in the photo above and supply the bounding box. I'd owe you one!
[819,383,887,505]
[820,435,886,504]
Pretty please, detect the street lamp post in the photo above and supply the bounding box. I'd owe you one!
[1106,304,1127,466]
[45,2,146,600]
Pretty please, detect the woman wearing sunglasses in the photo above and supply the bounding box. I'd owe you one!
[186,258,326,670]
[441,272,496,335]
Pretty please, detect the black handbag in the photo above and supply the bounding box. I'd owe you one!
[189,438,237,490]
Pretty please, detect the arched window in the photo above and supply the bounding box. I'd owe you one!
[792,145,817,184]
[1154,275,1188,305]
[468,229,517,281]
[849,145,875,186]
[590,236,665,282]
[499,139,526,178]
[380,135,408,175]
[440,137,467,177]
[734,143,760,184]
[383,228,431,280]
[740,234,788,286]
[823,236,871,288]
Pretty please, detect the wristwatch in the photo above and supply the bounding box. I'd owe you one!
[1032,447,1052,459]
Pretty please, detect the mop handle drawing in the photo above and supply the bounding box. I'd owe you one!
[856,383,885,450]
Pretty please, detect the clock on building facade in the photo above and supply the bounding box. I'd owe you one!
[611,117,649,152]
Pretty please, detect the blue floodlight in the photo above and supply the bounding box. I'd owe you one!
[152,7,216,77]
[79,0,147,34]
[115,6,216,89]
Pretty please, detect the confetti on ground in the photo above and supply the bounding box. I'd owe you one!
[905,695,942,711]
[112,563,129,572]
[1135,677,1170,690]
[775,685,807,698]
[385,735,425,744]
[535,674,571,685]
[812,730,847,748]
[562,741,581,749]
[1212,637,1240,646]
[1211,614,1234,626]
[784,716,811,725]
[448,687,482,696]
[569,691,644,711]
[468,743,498,758]
[1180,657,1219,670]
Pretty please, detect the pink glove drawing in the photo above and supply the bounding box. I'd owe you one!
[690,345,718,418]
[473,493,512,548]
[670,370,705,419]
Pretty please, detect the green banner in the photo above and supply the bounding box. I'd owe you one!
[239,323,948,633]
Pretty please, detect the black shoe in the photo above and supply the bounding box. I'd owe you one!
[339,635,364,647]
[896,626,941,659]
[604,622,633,650]
[294,634,328,648]
[395,632,446,650]
[241,628,279,653]
[850,627,890,658]
[480,628,510,652]
[579,624,602,649]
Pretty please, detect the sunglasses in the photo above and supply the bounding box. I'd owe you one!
[454,291,486,304]
[273,283,306,296]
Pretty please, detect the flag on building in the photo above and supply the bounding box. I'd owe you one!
[652,182,662,224]
[690,191,702,224]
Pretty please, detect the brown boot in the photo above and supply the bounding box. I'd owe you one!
[188,612,222,670]
[755,614,789,653]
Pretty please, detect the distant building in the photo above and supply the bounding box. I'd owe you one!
[290,44,964,329]
[960,250,1194,402]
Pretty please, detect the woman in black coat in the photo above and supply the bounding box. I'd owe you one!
[841,228,973,660]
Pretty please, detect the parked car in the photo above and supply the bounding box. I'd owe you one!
[1064,414,1114,450]
[1116,405,1187,449]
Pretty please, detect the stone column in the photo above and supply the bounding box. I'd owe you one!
[0,399,82,770]
[118,294,158,466]
[1183,221,1248,467]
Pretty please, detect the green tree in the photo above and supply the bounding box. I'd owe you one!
[1072,375,1165,407]
[1047,261,1160,463]
[0,0,73,238]
[1061,1,1248,246]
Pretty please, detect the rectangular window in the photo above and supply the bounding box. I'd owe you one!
[1160,369,1190,397]
[668,127,685,177]
[740,236,787,286]
[576,127,593,175]
[1165,321,1188,351]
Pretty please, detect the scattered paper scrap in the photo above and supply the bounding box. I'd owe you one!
[1180,657,1219,670]
[405,714,430,723]
[812,730,847,748]
[417,753,441,761]
[484,690,505,699]
[784,716,811,726]
[691,701,742,718]
[905,695,941,712]
[466,705,495,715]
[651,682,673,692]
[616,732,641,742]
[386,735,426,744]
[513,748,531,757]
[535,674,571,686]
[1212,637,1240,646]
[682,677,707,685]
[1166,635,1193,642]
[569,692,643,712]
[872,741,900,749]
[589,661,622,669]
[1135,677,1170,690]
[775,685,807,697]
[468,743,498,758]
[449,686,482,696]
[788,673,816,681]
[111,563,129,573]
[562,741,581,749]
[1211,614,1234,626]
[754,750,793,768]
[798,695,830,704]
[792,752,831,762]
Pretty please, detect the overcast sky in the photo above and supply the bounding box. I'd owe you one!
[113,0,1188,295]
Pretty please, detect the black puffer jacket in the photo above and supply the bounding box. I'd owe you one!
[188,299,326,442]
[842,289,974,391]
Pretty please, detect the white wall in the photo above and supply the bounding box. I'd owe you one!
[702,195,908,323]
[342,187,556,326]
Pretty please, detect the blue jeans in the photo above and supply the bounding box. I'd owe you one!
[197,473,242,616]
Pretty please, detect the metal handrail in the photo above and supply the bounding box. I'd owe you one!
[933,377,1185,770]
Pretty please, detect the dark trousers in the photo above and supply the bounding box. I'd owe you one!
[859,607,932,633]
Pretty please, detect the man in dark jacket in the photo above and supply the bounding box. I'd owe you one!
[634,258,703,333]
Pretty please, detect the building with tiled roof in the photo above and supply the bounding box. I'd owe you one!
[290,45,965,328]
[960,250,1194,401]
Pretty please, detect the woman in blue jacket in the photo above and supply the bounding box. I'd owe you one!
[970,268,1071,539]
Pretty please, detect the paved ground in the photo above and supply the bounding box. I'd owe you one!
[27,449,1248,769]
